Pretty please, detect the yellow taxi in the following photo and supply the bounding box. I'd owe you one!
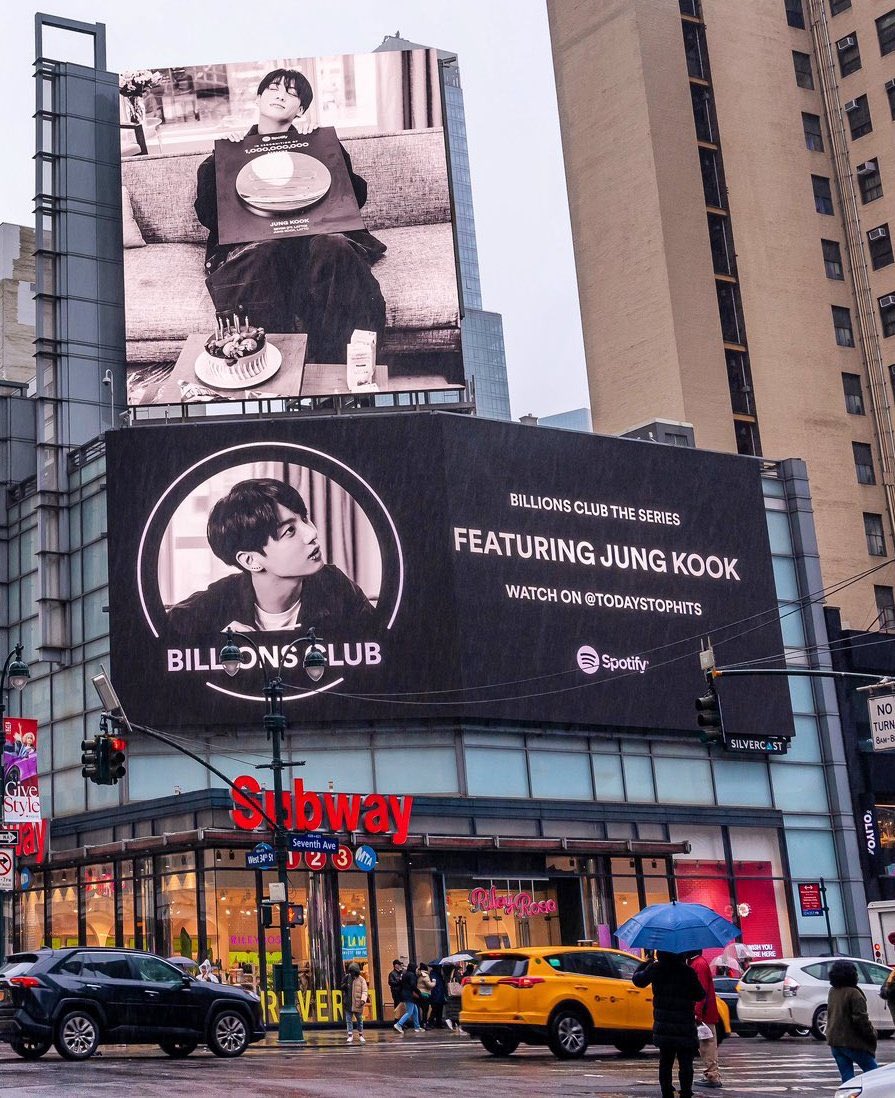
[460,946,731,1060]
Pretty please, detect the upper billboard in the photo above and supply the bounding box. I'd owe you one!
[107,415,793,736]
[119,51,463,406]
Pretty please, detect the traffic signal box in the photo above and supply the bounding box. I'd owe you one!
[262,901,305,928]
[81,734,127,786]
[695,686,724,745]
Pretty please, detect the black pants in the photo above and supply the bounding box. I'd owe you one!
[418,998,430,1027]
[428,1001,445,1027]
[659,1046,694,1098]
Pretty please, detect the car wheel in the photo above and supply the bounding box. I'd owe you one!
[480,1034,519,1056]
[790,1025,811,1038]
[810,1005,827,1042]
[159,1038,199,1058]
[614,1039,648,1056]
[547,1008,590,1060]
[758,1024,787,1041]
[10,1037,51,1060]
[207,1009,250,1058]
[54,1010,100,1060]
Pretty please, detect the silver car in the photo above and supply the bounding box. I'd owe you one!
[737,956,894,1041]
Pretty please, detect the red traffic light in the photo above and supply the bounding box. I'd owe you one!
[109,737,127,752]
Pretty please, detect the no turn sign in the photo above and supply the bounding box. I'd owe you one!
[0,850,15,891]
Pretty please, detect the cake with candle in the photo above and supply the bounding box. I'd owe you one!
[202,312,269,384]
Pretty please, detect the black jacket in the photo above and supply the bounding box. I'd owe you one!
[400,969,418,1002]
[388,969,404,1006]
[165,564,376,640]
[633,956,706,1051]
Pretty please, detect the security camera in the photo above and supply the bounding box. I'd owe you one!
[102,370,113,388]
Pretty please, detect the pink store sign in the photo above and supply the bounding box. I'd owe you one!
[468,887,558,919]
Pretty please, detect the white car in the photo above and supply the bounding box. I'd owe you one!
[736,956,894,1040]
[835,1062,895,1097]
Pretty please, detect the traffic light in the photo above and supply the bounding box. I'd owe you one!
[81,736,101,782]
[106,737,127,784]
[695,686,724,745]
[286,903,304,928]
[262,903,275,929]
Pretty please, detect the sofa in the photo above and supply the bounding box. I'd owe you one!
[121,129,462,370]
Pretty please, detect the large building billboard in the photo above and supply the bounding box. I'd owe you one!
[119,50,463,406]
[107,416,793,736]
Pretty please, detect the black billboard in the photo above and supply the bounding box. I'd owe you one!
[106,415,793,735]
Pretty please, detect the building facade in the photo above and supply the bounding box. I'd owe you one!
[548,0,895,632]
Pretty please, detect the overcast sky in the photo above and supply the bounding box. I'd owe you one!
[1,1,588,420]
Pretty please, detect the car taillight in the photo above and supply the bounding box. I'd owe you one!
[782,976,799,997]
[8,977,42,988]
[496,977,545,989]
[735,982,744,992]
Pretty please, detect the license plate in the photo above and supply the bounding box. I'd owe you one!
[756,992,768,1000]
[477,986,493,997]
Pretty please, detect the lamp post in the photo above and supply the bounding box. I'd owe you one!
[219,628,326,1045]
[0,643,30,965]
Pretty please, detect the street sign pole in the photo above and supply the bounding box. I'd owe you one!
[820,877,834,956]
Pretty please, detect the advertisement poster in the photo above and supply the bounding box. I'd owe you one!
[120,50,464,406]
[2,718,41,824]
[106,415,793,736]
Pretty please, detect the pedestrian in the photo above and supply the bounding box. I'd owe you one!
[428,962,447,1028]
[342,962,368,1044]
[689,950,722,1089]
[198,958,220,983]
[417,963,435,1028]
[388,959,405,1021]
[394,962,422,1034]
[826,958,879,1084]
[881,957,895,1028]
[633,950,706,1098]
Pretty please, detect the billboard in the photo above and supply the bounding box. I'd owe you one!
[119,51,463,406]
[106,415,793,734]
[2,718,41,824]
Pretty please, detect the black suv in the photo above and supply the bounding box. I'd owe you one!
[0,947,265,1060]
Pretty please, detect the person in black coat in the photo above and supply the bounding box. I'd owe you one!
[633,951,707,1098]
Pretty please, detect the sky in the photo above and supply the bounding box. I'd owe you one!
[0,0,589,420]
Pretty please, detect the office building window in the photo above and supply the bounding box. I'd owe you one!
[837,34,862,77]
[679,0,702,16]
[874,585,895,630]
[845,94,872,139]
[708,213,734,275]
[830,0,851,12]
[822,239,844,279]
[734,419,762,457]
[868,225,894,269]
[832,305,855,346]
[858,161,883,204]
[683,21,707,79]
[700,147,724,208]
[813,174,834,214]
[865,512,887,556]
[879,295,895,336]
[802,112,824,151]
[727,350,755,415]
[717,282,745,344]
[842,372,865,414]
[691,85,715,142]
[853,442,877,484]
[792,51,814,88]
[877,10,895,56]
[785,0,806,28]
[888,82,895,120]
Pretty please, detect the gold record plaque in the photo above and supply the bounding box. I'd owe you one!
[235,151,332,216]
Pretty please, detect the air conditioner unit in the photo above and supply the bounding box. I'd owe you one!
[844,99,860,112]
[869,226,889,241]
[879,293,895,309]
[838,36,856,49]
[857,160,878,175]
[886,78,895,92]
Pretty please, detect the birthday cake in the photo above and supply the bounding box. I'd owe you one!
[202,313,269,382]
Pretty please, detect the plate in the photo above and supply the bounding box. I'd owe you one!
[194,342,282,390]
[235,152,332,215]
[477,986,493,997]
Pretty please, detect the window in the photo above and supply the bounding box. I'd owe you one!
[869,225,895,269]
[874,585,895,630]
[888,82,895,121]
[877,10,895,56]
[858,161,883,204]
[735,419,762,456]
[727,350,755,414]
[813,174,834,214]
[846,94,872,139]
[832,305,855,346]
[822,239,844,279]
[679,0,701,15]
[842,372,866,414]
[837,34,861,77]
[853,442,876,484]
[785,0,806,28]
[802,112,824,150]
[132,955,181,983]
[803,961,834,981]
[611,953,643,980]
[830,0,851,13]
[880,295,895,336]
[792,50,814,88]
[700,147,724,207]
[477,957,527,978]
[683,21,707,79]
[691,85,715,143]
[717,282,745,343]
[864,512,887,556]
[708,213,733,274]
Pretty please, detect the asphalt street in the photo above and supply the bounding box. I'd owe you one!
[0,1030,868,1097]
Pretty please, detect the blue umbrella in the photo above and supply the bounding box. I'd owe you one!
[615,901,740,953]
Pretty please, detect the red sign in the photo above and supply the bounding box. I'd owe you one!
[332,846,354,872]
[13,821,47,864]
[468,887,558,918]
[304,851,327,871]
[798,882,824,918]
[230,775,413,846]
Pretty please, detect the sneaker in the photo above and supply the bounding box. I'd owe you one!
[413,1027,422,1033]
[359,1036,366,1044]
[346,1035,354,1043]
[445,1019,455,1031]
[393,1023,404,1034]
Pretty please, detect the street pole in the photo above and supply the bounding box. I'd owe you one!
[820,877,835,956]
[0,644,30,967]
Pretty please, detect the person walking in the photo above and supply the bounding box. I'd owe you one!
[343,962,368,1044]
[689,950,722,1089]
[633,950,706,1098]
[428,963,447,1028]
[394,962,422,1034]
[826,959,879,1084]
[417,963,435,1028]
[388,959,405,1021]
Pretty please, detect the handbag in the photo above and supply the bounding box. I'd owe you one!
[696,1022,713,1041]
[448,980,462,997]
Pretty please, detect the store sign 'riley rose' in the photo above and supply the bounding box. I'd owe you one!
[468,887,558,918]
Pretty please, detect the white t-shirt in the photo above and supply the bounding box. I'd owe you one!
[254,599,302,631]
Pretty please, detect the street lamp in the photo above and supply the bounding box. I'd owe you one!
[218,627,327,1044]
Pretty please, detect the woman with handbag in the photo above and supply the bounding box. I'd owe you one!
[827,959,878,1083]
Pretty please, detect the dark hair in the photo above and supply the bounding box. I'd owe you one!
[207,479,309,569]
[392,959,403,967]
[257,68,313,112]
[829,960,859,989]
